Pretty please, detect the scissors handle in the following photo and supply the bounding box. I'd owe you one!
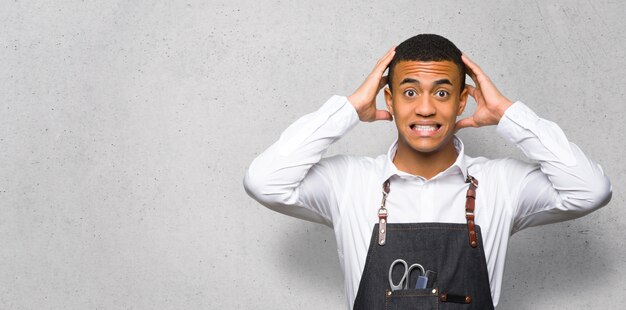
[388,259,408,291]
[405,264,425,289]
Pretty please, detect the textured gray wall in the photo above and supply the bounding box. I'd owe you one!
[1,1,624,309]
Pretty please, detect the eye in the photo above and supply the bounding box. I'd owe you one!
[435,90,449,98]
[404,89,417,97]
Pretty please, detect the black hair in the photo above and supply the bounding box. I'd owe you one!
[388,34,465,94]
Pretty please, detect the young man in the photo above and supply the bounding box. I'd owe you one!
[243,34,611,309]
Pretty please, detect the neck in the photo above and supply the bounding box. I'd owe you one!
[392,138,459,180]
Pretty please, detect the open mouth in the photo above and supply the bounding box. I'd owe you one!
[409,123,442,135]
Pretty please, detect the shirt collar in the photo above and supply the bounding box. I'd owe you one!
[380,135,468,184]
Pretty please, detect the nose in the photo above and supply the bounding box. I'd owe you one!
[414,96,436,117]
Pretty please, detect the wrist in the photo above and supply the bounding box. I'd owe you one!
[347,94,360,109]
[347,94,366,120]
[495,99,513,120]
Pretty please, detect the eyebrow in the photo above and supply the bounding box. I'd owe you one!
[433,79,453,87]
[399,78,454,87]
[399,78,420,86]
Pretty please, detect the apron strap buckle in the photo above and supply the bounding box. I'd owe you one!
[378,209,388,245]
[378,180,391,246]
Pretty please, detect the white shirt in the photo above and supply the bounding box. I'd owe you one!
[243,95,612,308]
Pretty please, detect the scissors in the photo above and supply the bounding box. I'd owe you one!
[388,259,425,291]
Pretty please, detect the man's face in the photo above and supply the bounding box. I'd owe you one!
[384,60,468,154]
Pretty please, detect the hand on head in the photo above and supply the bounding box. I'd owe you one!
[455,54,513,131]
[348,46,396,122]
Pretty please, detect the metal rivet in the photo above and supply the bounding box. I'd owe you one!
[431,288,437,294]
[381,219,386,224]
[387,291,392,296]
[381,229,385,233]
[380,240,385,245]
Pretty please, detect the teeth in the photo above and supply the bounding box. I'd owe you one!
[412,125,438,131]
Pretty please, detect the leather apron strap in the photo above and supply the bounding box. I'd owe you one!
[377,175,480,248]
[465,175,479,248]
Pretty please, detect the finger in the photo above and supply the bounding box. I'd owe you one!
[455,117,478,132]
[376,45,397,65]
[374,110,393,121]
[461,53,478,69]
[377,75,389,91]
[465,84,477,98]
[361,71,387,94]
[465,84,484,104]
[373,46,396,75]
[462,53,489,84]
[361,73,386,96]
[363,48,396,91]
[462,55,479,84]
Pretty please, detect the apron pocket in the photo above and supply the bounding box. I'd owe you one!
[384,288,439,309]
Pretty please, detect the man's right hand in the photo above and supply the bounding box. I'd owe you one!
[347,46,396,122]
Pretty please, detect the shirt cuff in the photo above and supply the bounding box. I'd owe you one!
[318,95,360,130]
[336,95,361,126]
[279,95,359,156]
[496,101,538,138]
[496,101,577,166]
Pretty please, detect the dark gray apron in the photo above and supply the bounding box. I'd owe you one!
[353,176,495,309]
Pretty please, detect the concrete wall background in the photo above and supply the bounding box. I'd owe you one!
[1,1,624,309]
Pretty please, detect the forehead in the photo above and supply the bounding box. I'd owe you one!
[392,60,461,85]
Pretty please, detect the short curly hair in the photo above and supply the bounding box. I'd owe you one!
[388,34,465,94]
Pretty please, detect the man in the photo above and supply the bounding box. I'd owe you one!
[243,34,611,309]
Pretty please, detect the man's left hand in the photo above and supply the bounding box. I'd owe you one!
[455,54,513,131]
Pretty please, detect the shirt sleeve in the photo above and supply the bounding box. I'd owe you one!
[243,95,360,227]
[495,101,613,233]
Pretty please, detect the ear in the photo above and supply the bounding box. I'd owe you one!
[457,86,469,116]
[384,87,394,115]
